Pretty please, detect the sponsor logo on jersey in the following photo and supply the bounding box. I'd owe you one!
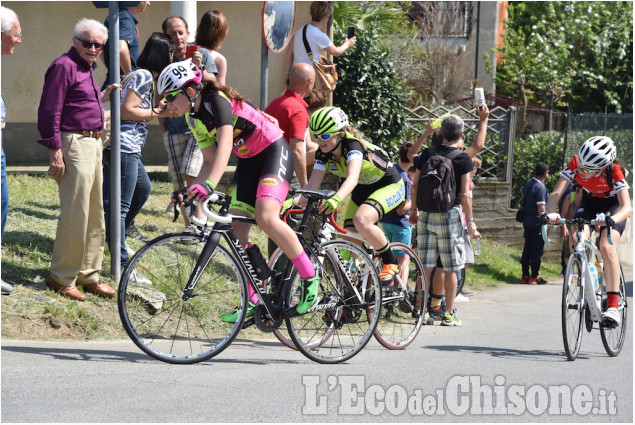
[386,183,405,208]
[328,162,339,172]
[261,178,278,186]
[233,138,246,147]
[238,145,250,156]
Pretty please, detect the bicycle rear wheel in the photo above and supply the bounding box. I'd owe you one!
[118,233,247,364]
[286,240,382,364]
[562,255,585,361]
[373,243,426,350]
[600,266,628,357]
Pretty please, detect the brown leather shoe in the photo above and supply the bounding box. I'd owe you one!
[45,277,86,301]
[82,280,115,298]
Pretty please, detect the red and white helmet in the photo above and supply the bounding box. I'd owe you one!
[577,136,616,171]
[157,60,202,96]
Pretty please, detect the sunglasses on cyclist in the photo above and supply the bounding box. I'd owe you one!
[163,89,185,103]
[313,133,337,141]
[76,37,104,50]
[578,165,600,175]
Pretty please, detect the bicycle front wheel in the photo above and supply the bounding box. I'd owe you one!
[562,255,585,361]
[118,233,247,364]
[286,240,382,364]
[374,243,426,350]
[600,266,628,357]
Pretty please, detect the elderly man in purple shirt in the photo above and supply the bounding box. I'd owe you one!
[37,18,118,301]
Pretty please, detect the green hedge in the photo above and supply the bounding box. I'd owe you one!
[510,131,565,208]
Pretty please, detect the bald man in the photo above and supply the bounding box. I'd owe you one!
[265,62,315,186]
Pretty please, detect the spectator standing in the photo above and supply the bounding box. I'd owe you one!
[37,18,118,301]
[520,163,549,285]
[286,1,356,74]
[265,63,315,187]
[264,62,315,258]
[161,16,218,229]
[195,10,229,86]
[380,142,414,291]
[408,107,489,319]
[410,115,476,326]
[1,5,22,295]
[103,33,173,282]
[102,1,150,89]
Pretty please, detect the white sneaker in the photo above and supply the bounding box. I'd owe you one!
[455,293,469,302]
[1,278,14,295]
[124,242,136,256]
[601,307,621,326]
[128,269,152,285]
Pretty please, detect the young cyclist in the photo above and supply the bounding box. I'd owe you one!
[297,107,406,283]
[157,61,319,318]
[546,136,631,326]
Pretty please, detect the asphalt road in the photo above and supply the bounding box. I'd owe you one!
[2,272,632,422]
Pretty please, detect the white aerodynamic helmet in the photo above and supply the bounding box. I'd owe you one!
[157,60,202,96]
[577,136,616,171]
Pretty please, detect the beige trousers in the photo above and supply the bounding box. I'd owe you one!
[50,132,105,287]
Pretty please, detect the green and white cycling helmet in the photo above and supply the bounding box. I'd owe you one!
[309,106,349,135]
[577,136,616,172]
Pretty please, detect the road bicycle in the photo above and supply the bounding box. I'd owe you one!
[542,217,627,361]
[117,188,382,364]
[269,209,426,350]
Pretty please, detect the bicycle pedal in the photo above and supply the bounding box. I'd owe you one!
[242,317,255,329]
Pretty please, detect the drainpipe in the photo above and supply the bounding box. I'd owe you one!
[474,1,481,82]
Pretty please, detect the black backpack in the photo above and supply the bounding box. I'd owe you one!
[417,147,462,213]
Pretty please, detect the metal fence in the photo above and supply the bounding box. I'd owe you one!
[405,104,516,182]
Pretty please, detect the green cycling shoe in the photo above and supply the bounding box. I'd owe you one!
[221,301,256,323]
[296,275,320,314]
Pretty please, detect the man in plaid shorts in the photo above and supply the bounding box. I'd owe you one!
[160,16,218,228]
[409,115,476,326]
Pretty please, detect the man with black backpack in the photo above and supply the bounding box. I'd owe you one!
[409,115,476,326]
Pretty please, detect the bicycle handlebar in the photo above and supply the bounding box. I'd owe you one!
[281,207,348,234]
[541,217,613,245]
[189,193,233,226]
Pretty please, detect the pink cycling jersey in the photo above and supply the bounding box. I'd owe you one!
[187,90,283,158]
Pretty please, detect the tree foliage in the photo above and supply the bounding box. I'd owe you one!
[510,132,565,208]
[495,1,633,113]
[332,2,412,156]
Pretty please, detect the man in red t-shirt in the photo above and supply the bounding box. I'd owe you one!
[265,62,315,186]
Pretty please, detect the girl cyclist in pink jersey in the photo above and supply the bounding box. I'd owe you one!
[546,136,631,326]
[157,61,319,318]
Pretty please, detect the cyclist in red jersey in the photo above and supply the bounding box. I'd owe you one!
[546,136,631,326]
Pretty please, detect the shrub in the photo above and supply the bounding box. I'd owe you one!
[511,131,565,208]
[333,25,412,158]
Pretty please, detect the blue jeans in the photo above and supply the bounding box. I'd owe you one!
[103,151,151,268]
[1,147,8,241]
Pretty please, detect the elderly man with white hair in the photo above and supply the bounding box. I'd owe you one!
[36,18,119,301]
[1,5,22,295]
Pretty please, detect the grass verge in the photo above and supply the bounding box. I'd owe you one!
[1,173,561,341]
